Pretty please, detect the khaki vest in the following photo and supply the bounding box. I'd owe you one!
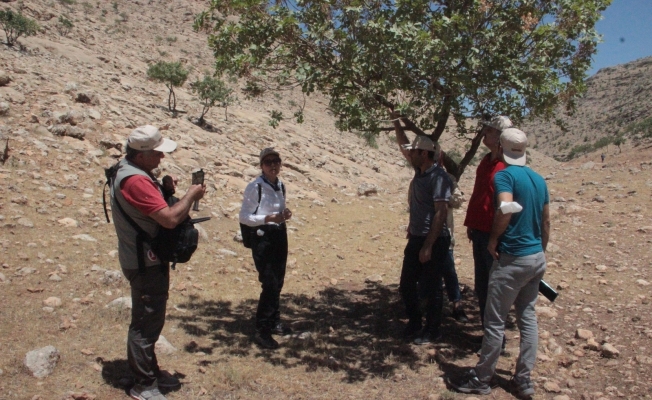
[110,159,163,270]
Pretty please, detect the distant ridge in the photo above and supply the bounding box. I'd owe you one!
[523,56,652,160]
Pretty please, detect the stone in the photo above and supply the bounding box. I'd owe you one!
[592,195,605,203]
[155,335,177,355]
[365,274,382,283]
[87,108,102,120]
[18,267,36,275]
[72,234,97,242]
[636,279,650,286]
[601,343,620,358]
[357,183,378,196]
[0,71,11,86]
[0,102,9,116]
[24,346,60,378]
[75,91,100,105]
[586,337,600,351]
[575,329,594,340]
[544,381,562,393]
[105,297,132,309]
[536,306,558,318]
[0,272,5,283]
[43,297,62,308]
[17,218,34,228]
[233,230,243,243]
[101,270,123,285]
[58,218,78,228]
[218,249,238,257]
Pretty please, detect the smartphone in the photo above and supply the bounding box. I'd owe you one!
[192,169,204,185]
[191,169,204,211]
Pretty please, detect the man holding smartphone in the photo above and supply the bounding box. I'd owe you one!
[111,125,206,400]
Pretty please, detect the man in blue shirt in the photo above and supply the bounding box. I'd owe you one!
[449,128,550,399]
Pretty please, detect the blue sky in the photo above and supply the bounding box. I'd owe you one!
[589,0,652,75]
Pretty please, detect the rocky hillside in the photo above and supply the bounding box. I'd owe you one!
[523,56,652,160]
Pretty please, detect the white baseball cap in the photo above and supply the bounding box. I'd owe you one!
[127,125,177,153]
[500,128,528,166]
[481,115,513,131]
[401,136,441,154]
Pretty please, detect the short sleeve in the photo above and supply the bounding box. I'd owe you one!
[433,171,452,202]
[120,175,168,215]
[493,170,514,195]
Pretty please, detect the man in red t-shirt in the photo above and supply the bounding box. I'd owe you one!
[111,125,206,400]
[463,116,512,333]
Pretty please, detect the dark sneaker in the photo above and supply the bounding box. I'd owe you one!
[156,370,180,389]
[452,308,469,323]
[413,331,442,345]
[448,375,491,395]
[272,322,293,336]
[510,377,535,399]
[403,320,422,339]
[130,384,167,400]
[254,332,279,349]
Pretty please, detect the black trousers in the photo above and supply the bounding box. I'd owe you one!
[251,226,288,333]
[123,264,169,387]
[400,235,451,335]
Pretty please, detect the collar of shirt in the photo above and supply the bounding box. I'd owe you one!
[260,174,282,191]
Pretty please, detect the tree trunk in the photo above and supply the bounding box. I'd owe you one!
[224,105,228,121]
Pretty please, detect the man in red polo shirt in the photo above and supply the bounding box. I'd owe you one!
[463,116,512,333]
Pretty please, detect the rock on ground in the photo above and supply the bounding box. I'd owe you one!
[155,335,177,355]
[105,297,132,309]
[24,345,60,378]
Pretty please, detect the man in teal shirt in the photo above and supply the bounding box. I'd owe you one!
[449,128,550,399]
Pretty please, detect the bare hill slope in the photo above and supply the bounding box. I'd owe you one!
[523,56,652,160]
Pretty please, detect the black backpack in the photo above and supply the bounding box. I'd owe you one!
[240,181,284,248]
[103,163,210,271]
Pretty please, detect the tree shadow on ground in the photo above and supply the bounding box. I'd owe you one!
[187,116,223,133]
[168,282,501,383]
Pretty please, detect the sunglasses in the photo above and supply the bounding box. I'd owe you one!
[262,158,282,166]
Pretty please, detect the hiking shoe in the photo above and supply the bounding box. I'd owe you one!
[156,370,180,389]
[452,308,469,323]
[510,377,535,399]
[403,320,422,339]
[272,322,293,336]
[254,332,279,349]
[413,331,442,345]
[130,385,167,400]
[448,375,491,395]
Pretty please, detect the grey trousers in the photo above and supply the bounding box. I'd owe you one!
[123,265,169,387]
[475,252,546,383]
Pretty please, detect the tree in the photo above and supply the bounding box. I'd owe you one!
[0,9,39,47]
[146,61,189,112]
[613,136,625,153]
[195,0,611,179]
[190,74,236,123]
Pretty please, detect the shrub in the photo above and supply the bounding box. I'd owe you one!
[146,61,189,112]
[625,116,652,138]
[190,75,235,123]
[0,9,39,46]
[56,15,73,36]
